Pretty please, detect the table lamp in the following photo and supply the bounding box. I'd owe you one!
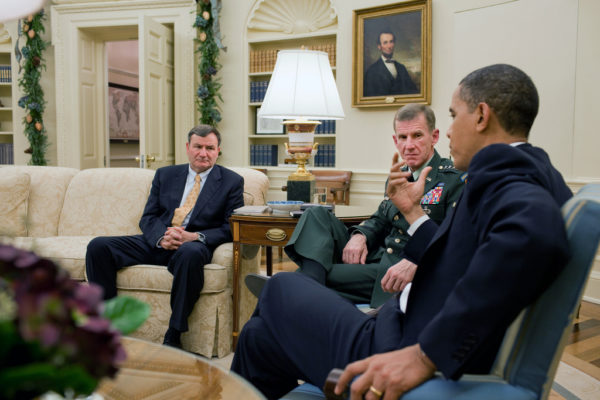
[258,48,344,202]
[1,0,46,22]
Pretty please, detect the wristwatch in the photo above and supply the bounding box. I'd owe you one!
[195,232,206,243]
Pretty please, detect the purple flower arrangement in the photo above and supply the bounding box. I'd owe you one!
[0,244,149,399]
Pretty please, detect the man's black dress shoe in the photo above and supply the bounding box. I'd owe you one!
[245,273,269,298]
[163,327,182,349]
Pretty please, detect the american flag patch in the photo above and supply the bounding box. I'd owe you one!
[421,183,444,205]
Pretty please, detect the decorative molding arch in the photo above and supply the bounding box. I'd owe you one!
[248,0,337,34]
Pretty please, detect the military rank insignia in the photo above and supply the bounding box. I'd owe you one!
[421,183,444,205]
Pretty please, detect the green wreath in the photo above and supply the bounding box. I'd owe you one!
[16,10,49,166]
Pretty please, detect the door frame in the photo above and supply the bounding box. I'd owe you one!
[51,0,195,169]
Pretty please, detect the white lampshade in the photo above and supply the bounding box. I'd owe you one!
[0,0,46,22]
[258,49,344,120]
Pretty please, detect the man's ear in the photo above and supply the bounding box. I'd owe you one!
[431,129,440,145]
[475,102,491,132]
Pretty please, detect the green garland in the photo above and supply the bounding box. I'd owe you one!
[194,0,222,127]
[17,10,49,165]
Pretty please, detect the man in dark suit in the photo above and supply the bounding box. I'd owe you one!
[231,64,573,400]
[274,104,464,308]
[86,124,244,349]
[364,30,419,97]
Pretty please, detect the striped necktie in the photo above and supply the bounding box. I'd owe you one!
[171,174,201,227]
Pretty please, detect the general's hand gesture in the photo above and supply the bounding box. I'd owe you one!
[380,259,417,293]
[334,344,436,400]
[387,153,431,225]
[342,234,368,264]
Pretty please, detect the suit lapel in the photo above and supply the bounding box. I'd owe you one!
[170,166,189,210]
[419,151,458,249]
[427,189,463,250]
[189,165,222,222]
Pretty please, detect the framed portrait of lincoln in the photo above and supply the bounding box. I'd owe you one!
[352,0,431,108]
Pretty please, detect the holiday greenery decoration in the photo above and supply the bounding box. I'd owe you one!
[16,11,49,165]
[194,0,225,127]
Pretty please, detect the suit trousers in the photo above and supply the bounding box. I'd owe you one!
[85,235,211,331]
[231,272,405,399]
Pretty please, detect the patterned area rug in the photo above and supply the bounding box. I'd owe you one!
[551,355,600,400]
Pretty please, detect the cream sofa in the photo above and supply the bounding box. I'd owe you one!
[0,165,268,357]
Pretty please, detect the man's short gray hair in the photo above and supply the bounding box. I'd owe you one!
[393,104,436,132]
[187,124,221,145]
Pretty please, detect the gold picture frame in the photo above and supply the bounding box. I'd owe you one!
[352,0,431,108]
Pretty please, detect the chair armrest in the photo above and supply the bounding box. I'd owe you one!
[322,370,536,400]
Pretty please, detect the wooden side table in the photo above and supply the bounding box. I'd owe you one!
[230,206,371,348]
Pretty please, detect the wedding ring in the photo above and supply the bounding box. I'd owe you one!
[369,385,383,398]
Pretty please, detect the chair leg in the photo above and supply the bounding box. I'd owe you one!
[266,246,273,276]
[278,246,283,260]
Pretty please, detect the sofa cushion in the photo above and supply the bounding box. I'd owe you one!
[116,263,228,294]
[11,235,230,293]
[58,168,155,236]
[0,170,30,237]
[9,236,95,281]
[11,166,79,237]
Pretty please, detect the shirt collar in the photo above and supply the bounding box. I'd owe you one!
[188,165,213,181]
[411,154,435,180]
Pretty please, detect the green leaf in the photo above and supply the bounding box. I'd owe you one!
[102,296,150,335]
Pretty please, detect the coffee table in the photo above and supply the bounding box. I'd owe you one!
[229,205,372,348]
[95,336,265,399]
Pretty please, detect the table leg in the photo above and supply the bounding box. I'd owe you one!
[232,241,241,350]
[266,246,273,276]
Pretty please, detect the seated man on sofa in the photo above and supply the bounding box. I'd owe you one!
[248,104,464,308]
[232,64,573,400]
[86,124,244,349]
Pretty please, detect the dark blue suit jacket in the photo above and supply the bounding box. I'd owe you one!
[139,164,244,251]
[395,143,573,379]
[364,58,418,97]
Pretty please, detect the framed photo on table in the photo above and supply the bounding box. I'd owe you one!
[352,0,431,108]
[255,107,284,134]
[108,83,140,140]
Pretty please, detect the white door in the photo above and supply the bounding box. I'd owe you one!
[138,16,175,169]
[78,29,105,169]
